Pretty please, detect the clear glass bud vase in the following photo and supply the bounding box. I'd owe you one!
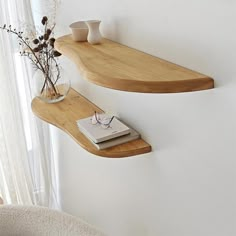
[33,65,70,103]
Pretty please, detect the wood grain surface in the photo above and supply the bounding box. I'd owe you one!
[55,35,214,93]
[31,89,152,158]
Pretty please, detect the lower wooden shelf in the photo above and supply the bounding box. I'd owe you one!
[31,88,151,158]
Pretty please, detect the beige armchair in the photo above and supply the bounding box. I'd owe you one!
[0,205,106,236]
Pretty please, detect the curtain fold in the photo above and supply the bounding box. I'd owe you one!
[0,0,59,208]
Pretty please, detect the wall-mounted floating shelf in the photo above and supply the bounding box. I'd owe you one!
[55,35,214,93]
[31,89,151,158]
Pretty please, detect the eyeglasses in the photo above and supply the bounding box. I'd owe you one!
[91,111,114,129]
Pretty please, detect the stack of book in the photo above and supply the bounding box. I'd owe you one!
[76,114,140,149]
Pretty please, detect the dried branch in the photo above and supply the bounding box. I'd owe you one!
[0,16,62,98]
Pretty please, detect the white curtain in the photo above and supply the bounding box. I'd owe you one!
[0,0,59,208]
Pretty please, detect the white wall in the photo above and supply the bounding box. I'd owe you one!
[51,0,236,235]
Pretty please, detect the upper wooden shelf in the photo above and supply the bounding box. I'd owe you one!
[55,35,214,93]
[31,89,151,158]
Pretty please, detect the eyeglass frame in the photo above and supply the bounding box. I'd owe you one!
[91,111,115,128]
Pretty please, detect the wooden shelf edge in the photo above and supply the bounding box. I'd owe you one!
[31,88,152,158]
[55,35,214,93]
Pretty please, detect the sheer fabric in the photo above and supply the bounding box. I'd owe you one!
[0,0,59,208]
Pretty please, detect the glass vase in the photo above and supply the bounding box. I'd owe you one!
[33,66,70,103]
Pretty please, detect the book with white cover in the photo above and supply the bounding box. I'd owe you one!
[92,128,140,150]
[77,115,131,143]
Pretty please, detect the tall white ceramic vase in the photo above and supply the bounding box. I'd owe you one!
[86,20,102,44]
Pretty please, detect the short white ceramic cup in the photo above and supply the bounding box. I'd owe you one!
[69,21,88,42]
